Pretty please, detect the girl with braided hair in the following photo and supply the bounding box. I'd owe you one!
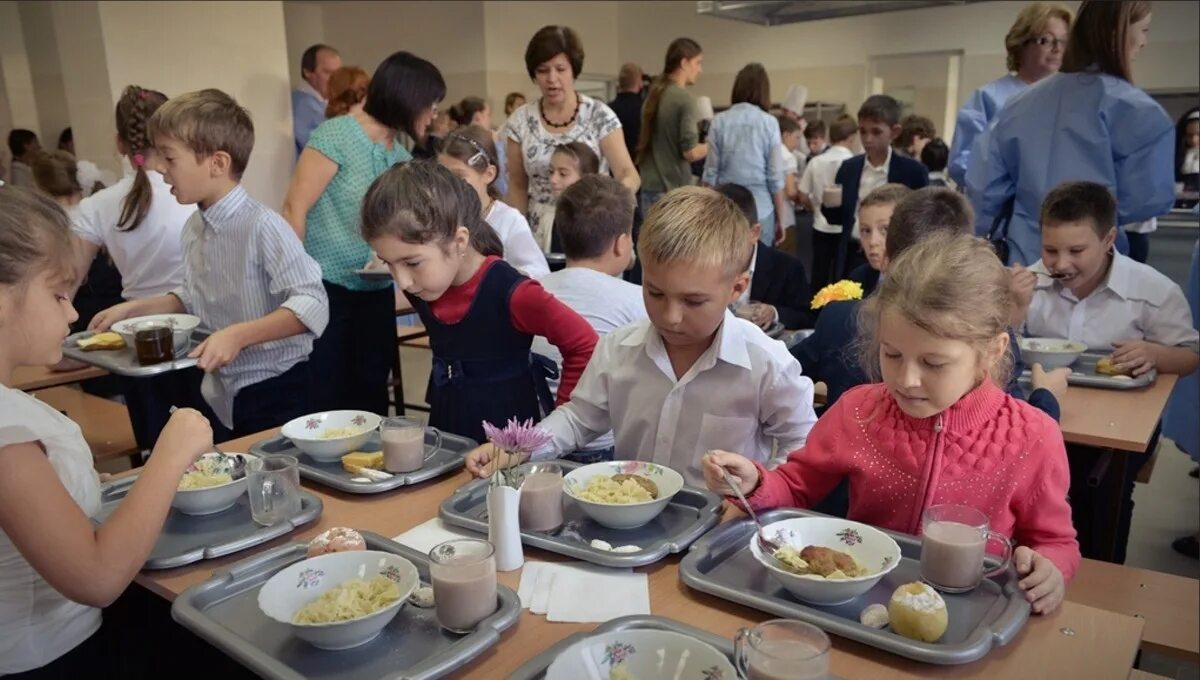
[70,85,201,453]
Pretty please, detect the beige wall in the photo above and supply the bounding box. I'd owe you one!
[50,0,113,176]
[0,0,40,138]
[283,0,325,90]
[92,1,295,207]
[18,0,71,149]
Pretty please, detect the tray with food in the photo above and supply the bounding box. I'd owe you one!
[1018,339,1155,390]
[678,508,1030,665]
[171,530,521,680]
[63,313,209,377]
[249,411,473,494]
[438,460,724,568]
[96,452,323,570]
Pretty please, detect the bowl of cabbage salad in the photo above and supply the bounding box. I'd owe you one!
[172,452,252,516]
[258,550,420,650]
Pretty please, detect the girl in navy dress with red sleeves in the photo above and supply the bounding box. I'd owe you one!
[361,161,597,443]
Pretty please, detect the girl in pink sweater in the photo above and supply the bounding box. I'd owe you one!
[705,234,1079,615]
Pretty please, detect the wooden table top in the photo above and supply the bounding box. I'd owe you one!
[13,363,108,392]
[813,376,1178,453]
[134,428,1153,679]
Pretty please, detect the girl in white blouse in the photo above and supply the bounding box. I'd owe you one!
[0,187,211,676]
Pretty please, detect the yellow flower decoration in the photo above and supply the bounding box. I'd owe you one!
[811,280,865,310]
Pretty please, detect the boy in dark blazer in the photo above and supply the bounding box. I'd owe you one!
[715,184,815,330]
[833,95,929,279]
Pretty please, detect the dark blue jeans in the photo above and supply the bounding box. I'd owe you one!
[562,447,616,465]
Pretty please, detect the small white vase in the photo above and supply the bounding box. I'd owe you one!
[486,485,524,571]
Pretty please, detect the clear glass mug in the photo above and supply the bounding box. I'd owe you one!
[919,504,1013,593]
[735,619,831,680]
[518,463,564,532]
[247,454,302,526]
[428,538,498,633]
[381,416,440,473]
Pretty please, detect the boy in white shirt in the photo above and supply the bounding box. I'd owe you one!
[531,175,647,463]
[1022,181,1198,374]
[777,115,802,241]
[467,187,818,486]
[798,114,857,289]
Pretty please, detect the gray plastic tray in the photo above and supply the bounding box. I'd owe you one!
[508,615,735,680]
[249,430,474,494]
[171,531,521,680]
[678,508,1030,665]
[438,461,724,568]
[63,328,209,377]
[1019,351,1156,390]
[96,475,322,570]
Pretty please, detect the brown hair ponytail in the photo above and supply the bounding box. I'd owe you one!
[115,85,168,231]
[635,38,702,166]
[361,161,504,258]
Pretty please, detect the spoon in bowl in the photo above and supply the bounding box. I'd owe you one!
[716,466,788,565]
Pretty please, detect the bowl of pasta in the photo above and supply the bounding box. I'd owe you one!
[281,410,382,461]
[562,461,684,530]
[172,452,252,516]
[750,516,901,606]
[258,550,420,650]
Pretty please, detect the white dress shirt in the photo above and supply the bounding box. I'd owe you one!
[532,311,818,486]
[852,147,892,238]
[531,267,647,451]
[798,145,854,235]
[780,143,798,230]
[72,170,195,299]
[1026,252,1199,351]
[172,185,329,427]
[485,200,550,278]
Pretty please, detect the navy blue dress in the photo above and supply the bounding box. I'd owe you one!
[407,260,555,444]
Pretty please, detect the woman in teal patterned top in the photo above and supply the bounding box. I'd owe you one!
[282,51,445,416]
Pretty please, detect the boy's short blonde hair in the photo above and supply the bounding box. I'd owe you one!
[638,186,753,278]
[148,88,254,178]
[859,183,912,212]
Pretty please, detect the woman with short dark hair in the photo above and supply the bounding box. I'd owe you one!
[701,63,787,245]
[281,50,445,416]
[506,25,639,252]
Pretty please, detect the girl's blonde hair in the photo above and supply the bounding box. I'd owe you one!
[858,234,1013,385]
[31,150,81,199]
[0,186,76,290]
[1005,3,1074,72]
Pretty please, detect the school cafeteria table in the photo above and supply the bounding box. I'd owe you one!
[131,427,1151,680]
[13,363,107,392]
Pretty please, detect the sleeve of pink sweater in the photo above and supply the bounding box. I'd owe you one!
[743,398,850,511]
[1011,413,1082,583]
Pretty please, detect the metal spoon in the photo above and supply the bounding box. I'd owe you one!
[168,405,226,456]
[717,467,789,567]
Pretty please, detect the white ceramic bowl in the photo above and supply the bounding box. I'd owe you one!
[1018,337,1088,371]
[258,550,419,650]
[281,411,382,462]
[111,313,201,355]
[546,628,736,680]
[171,452,253,516]
[751,517,902,606]
[562,461,684,530]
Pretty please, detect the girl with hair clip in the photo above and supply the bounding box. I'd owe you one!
[706,235,1080,615]
[447,96,509,197]
[0,187,213,676]
[70,85,199,452]
[360,161,597,444]
[438,125,548,277]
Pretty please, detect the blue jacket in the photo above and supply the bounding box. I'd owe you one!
[833,154,929,278]
[792,300,1060,421]
[292,87,326,157]
[967,71,1175,266]
[948,74,1027,186]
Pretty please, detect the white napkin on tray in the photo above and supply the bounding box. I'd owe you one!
[391,517,477,555]
[517,561,649,622]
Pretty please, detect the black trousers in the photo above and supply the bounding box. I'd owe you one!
[306,281,395,416]
[122,368,206,452]
[810,230,842,290]
[201,360,312,442]
[1066,428,1155,564]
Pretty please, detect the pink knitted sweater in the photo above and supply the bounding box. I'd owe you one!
[747,380,1081,581]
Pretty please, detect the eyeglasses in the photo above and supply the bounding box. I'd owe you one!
[1030,36,1067,49]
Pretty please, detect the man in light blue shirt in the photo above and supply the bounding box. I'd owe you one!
[292,44,342,156]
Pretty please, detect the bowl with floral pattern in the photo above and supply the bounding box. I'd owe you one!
[280,410,382,461]
[750,516,902,606]
[546,628,736,680]
[257,550,419,650]
[562,460,684,529]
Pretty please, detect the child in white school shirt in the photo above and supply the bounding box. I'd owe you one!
[91,89,329,440]
[466,187,818,486]
[0,187,213,675]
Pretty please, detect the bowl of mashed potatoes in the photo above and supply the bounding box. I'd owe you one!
[562,461,684,529]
